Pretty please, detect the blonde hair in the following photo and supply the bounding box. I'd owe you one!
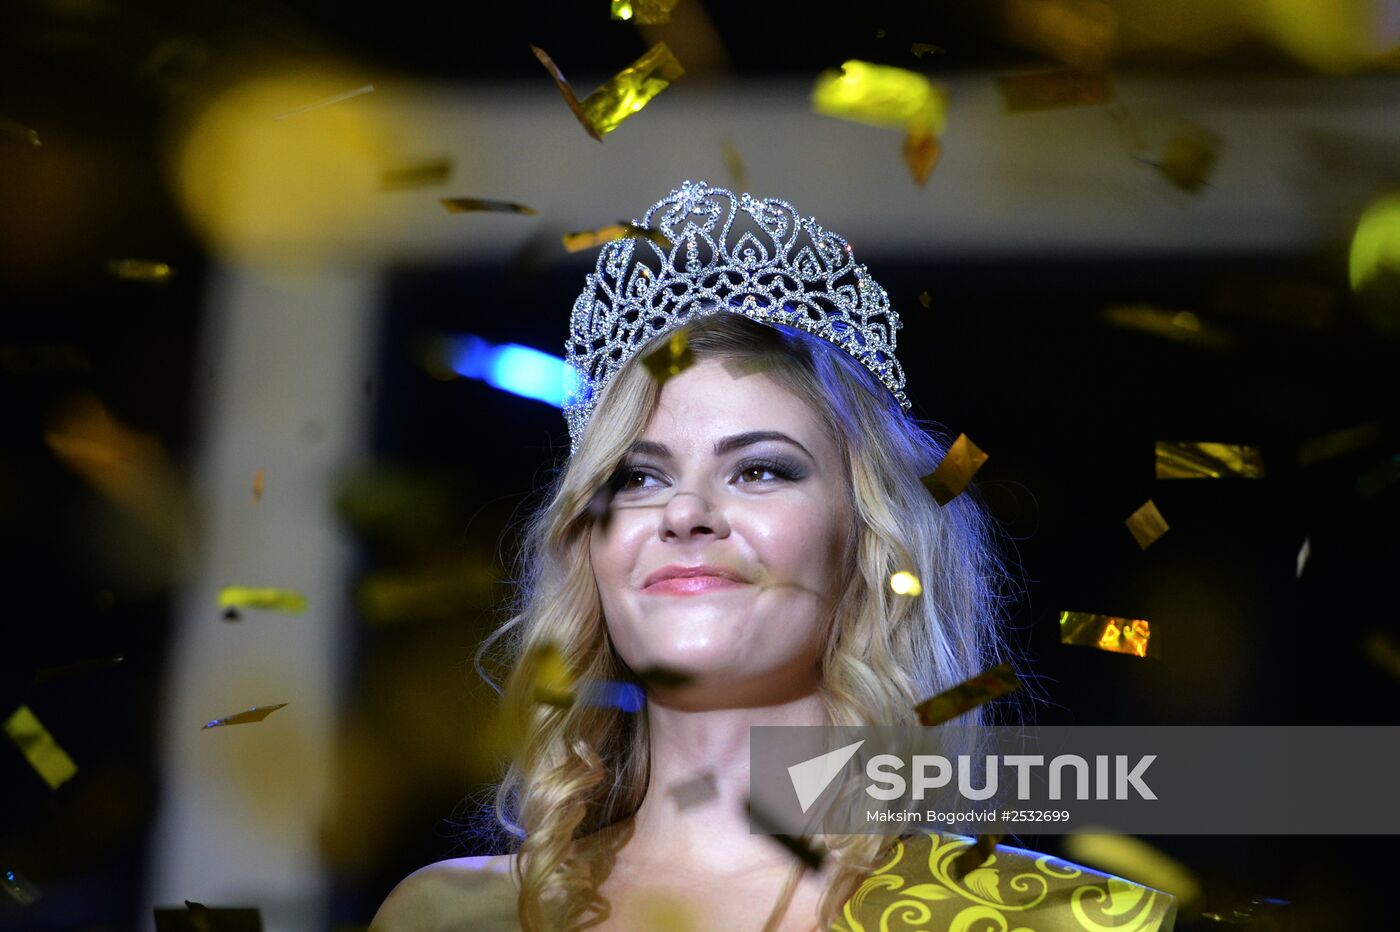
[472,311,1015,929]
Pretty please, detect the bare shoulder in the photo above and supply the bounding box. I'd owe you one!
[370,854,520,932]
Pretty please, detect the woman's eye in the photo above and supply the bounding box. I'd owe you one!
[614,467,658,491]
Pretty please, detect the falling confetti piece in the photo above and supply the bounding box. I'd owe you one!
[582,42,685,137]
[202,703,288,729]
[1363,630,1400,681]
[902,128,941,185]
[1100,304,1234,350]
[641,326,696,384]
[585,484,616,532]
[527,643,575,708]
[562,222,672,253]
[530,44,605,142]
[1152,123,1221,193]
[888,571,923,596]
[667,772,719,810]
[1060,611,1158,659]
[953,834,1006,876]
[721,136,748,189]
[915,662,1020,726]
[997,0,1119,73]
[636,665,694,689]
[1124,499,1169,549]
[272,84,374,120]
[745,798,825,870]
[1299,421,1386,466]
[440,198,538,215]
[32,655,125,686]
[0,116,42,147]
[910,42,945,58]
[1199,895,1291,925]
[252,468,264,503]
[4,705,78,790]
[107,259,174,282]
[812,60,948,134]
[611,0,681,24]
[1155,442,1264,479]
[2,868,42,906]
[997,69,1112,111]
[918,291,932,308]
[920,433,989,505]
[218,587,307,613]
[222,607,242,622]
[578,680,646,712]
[380,158,452,190]
[1064,830,1203,909]
[1296,537,1311,578]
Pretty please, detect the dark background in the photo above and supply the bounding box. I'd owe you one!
[2,1,1397,930]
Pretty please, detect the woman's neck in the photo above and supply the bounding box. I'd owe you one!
[619,689,830,876]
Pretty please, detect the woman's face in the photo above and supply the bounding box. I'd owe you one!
[589,357,853,705]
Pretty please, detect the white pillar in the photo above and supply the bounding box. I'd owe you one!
[143,264,380,931]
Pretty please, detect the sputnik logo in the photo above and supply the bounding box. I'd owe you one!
[788,740,865,813]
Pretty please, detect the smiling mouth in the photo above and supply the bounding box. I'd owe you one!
[641,575,751,595]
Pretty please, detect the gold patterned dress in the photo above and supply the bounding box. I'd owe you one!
[831,832,1178,932]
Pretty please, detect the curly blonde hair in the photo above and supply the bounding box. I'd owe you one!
[472,311,1014,930]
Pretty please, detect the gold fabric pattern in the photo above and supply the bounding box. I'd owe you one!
[830,832,1177,932]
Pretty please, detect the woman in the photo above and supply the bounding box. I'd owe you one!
[372,182,1178,931]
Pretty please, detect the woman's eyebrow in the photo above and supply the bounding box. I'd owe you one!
[624,431,815,461]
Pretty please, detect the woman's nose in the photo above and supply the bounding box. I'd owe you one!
[659,490,728,540]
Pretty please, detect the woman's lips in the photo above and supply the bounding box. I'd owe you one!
[641,575,750,595]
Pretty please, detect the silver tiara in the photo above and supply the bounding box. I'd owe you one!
[563,179,910,455]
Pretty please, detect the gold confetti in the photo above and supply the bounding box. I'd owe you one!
[611,0,681,24]
[1299,421,1386,466]
[0,115,42,147]
[202,703,288,729]
[106,259,174,282]
[562,222,672,253]
[1155,442,1264,479]
[530,44,605,142]
[581,42,685,137]
[667,771,719,810]
[997,0,1119,73]
[888,571,923,596]
[910,42,945,58]
[1296,536,1311,578]
[996,69,1112,111]
[641,327,695,384]
[1124,499,1169,549]
[915,662,1020,726]
[1059,611,1158,659]
[1100,304,1234,351]
[1363,630,1400,681]
[902,128,941,185]
[745,798,825,870]
[526,643,575,708]
[4,705,78,790]
[440,198,538,215]
[953,833,1006,877]
[918,291,932,308]
[272,83,375,120]
[1,867,41,905]
[1153,123,1221,193]
[252,468,264,503]
[32,655,125,686]
[920,433,988,505]
[721,136,748,189]
[812,60,948,134]
[1064,830,1203,909]
[380,158,452,190]
[217,587,308,613]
